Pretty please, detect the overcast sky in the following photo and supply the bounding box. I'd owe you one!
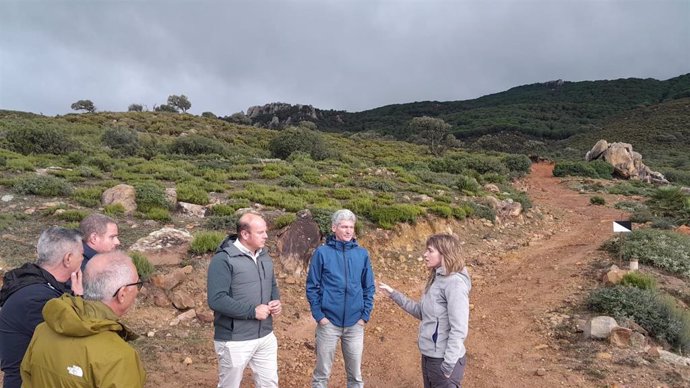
[0,0,688,116]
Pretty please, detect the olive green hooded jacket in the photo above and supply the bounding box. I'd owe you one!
[20,294,145,388]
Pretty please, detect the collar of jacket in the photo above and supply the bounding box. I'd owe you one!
[0,263,71,307]
[82,242,99,260]
[325,234,359,250]
[217,234,265,258]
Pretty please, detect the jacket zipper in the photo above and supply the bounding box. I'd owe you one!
[342,244,348,325]
[256,255,263,338]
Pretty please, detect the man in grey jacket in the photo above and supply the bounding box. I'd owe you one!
[207,212,282,388]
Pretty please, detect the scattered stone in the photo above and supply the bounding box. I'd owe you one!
[630,332,646,349]
[609,327,633,347]
[534,344,549,350]
[196,310,215,323]
[676,225,690,236]
[178,202,207,218]
[483,184,500,193]
[584,316,618,339]
[535,368,547,376]
[574,319,588,333]
[658,349,690,367]
[151,289,172,307]
[171,290,196,310]
[183,357,193,365]
[101,184,137,214]
[147,331,155,338]
[595,352,613,360]
[170,309,197,326]
[129,228,193,266]
[165,187,177,207]
[150,268,188,291]
[645,346,661,358]
[602,265,627,285]
[1,195,13,202]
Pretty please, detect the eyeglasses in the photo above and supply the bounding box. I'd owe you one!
[112,281,144,298]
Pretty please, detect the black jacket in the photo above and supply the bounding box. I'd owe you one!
[0,263,71,388]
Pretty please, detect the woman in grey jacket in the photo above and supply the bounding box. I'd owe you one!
[380,234,471,388]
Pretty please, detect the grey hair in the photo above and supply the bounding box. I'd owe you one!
[36,227,82,267]
[83,252,135,302]
[331,209,356,226]
[79,213,116,242]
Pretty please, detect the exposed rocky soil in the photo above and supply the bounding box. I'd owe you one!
[2,163,688,387]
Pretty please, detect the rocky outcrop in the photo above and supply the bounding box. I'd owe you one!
[246,103,320,129]
[129,228,193,266]
[585,140,669,184]
[275,210,321,275]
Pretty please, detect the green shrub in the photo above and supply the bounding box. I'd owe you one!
[647,186,690,226]
[13,174,73,196]
[330,188,354,200]
[55,209,89,222]
[169,135,226,155]
[553,161,599,178]
[130,252,155,280]
[359,179,396,192]
[101,127,139,156]
[77,166,103,178]
[86,154,115,172]
[587,286,690,352]
[614,229,690,278]
[176,183,209,205]
[190,231,226,254]
[205,215,237,231]
[279,175,304,187]
[651,217,677,230]
[590,196,606,205]
[620,272,657,290]
[72,187,104,207]
[428,205,453,218]
[451,206,468,220]
[614,201,647,212]
[273,213,297,229]
[269,126,337,161]
[368,204,424,229]
[501,154,531,177]
[345,197,375,217]
[309,207,337,235]
[590,160,614,179]
[135,182,168,212]
[104,203,126,216]
[6,158,34,171]
[210,204,239,216]
[143,207,171,221]
[607,182,655,196]
[6,126,77,155]
[464,201,495,222]
[456,175,481,195]
[630,208,654,223]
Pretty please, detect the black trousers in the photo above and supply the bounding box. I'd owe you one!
[421,354,466,388]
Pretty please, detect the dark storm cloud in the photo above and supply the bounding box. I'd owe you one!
[0,0,688,116]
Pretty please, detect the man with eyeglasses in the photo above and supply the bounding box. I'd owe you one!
[20,251,146,388]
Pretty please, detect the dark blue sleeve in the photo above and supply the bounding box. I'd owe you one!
[360,250,376,322]
[306,248,325,322]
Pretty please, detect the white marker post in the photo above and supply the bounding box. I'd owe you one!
[613,221,636,270]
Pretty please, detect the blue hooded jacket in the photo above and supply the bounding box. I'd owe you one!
[306,235,375,327]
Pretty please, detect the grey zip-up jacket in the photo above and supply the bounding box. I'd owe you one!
[207,235,280,341]
[390,267,471,376]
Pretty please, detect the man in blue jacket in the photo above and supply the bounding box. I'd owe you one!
[306,209,375,388]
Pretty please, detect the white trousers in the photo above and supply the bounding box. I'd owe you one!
[214,332,279,388]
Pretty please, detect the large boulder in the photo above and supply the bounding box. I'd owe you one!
[275,211,321,275]
[101,184,137,214]
[584,316,618,339]
[129,228,193,266]
[585,140,669,184]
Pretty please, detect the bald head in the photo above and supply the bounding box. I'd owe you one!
[236,212,268,253]
[83,251,139,316]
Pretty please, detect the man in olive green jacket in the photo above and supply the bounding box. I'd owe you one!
[20,252,145,388]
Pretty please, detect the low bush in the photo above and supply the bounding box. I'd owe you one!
[428,205,453,218]
[646,186,690,226]
[190,231,226,254]
[590,196,606,205]
[134,182,168,212]
[72,187,104,207]
[210,204,239,217]
[587,286,690,353]
[309,207,338,235]
[102,127,139,156]
[269,126,337,161]
[176,183,210,205]
[611,229,690,278]
[589,160,614,179]
[130,252,155,280]
[607,182,655,196]
[13,174,73,196]
[279,175,304,187]
[553,161,599,178]
[273,213,297,229]
[368,204,424,229]
[456,175,481,195]
[143,207,171,222]
[620,272,657,290]
[55,209,89,222]
[205,215,237,231]
[614,201,647,213]
[104,203,126,216]
[6,126,77,155]
[464,201,495,222]
[169,135,226,156]
[501,154,531,177]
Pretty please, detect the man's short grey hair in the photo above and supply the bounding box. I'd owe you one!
[36,227,82,267]
[331,209,357,226]
[79,213,116,241]
[83,252,135,301]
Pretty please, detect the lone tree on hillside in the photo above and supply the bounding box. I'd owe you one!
[408,116,453,156]
[154,104,178,113]
[167,94,191,113]
[128,103,143,112]
[70,99,96,113]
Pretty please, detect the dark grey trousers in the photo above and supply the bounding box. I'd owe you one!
[421,355,466,388]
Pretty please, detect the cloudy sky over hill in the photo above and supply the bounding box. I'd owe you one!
[0,0,688,116]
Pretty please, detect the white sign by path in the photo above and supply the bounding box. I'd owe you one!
[613,221,632,233]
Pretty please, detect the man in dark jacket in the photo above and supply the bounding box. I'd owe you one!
[207,212,282,388]
[79,213,120,270]
[20,251,146,387]
[306,209,376,388]
[0,227,84,388]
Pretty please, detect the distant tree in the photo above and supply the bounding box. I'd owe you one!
[268,126,336,161]
[70,99,95,113]
[222,111,251,125]
[167,94,191,113]
[154,104,178,113]
[128,104,143,112]
[408,116,453,156]
[201,111,217,119]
